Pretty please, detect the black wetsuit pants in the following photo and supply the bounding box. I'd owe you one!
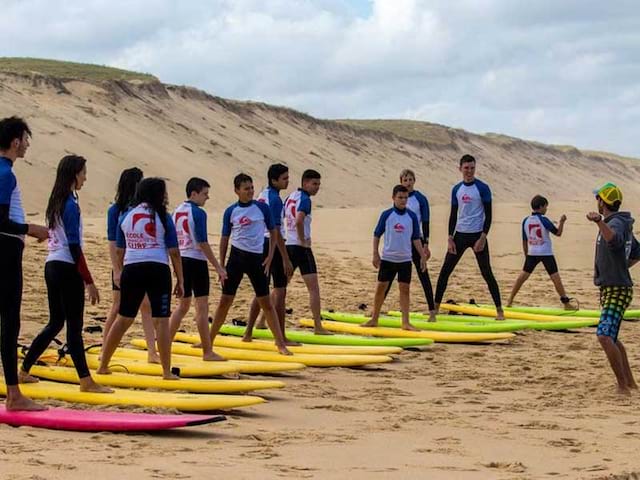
[0,236,24,386]
[435,232,502,308]
[384,242,435,310]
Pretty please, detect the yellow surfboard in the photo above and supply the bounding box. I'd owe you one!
[175,332,403,356]
[28,365,285,393]
[131,339,393,367]
[84,347,306,375]
[298,319,515,343]
[439,303,595,322]
[0,378,264,411]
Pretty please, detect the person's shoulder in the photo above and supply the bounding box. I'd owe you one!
[65,194,80,212]
[474,178,491,190]
[379,207,394,217]
[407,209,419,221]
[108,203,119,215]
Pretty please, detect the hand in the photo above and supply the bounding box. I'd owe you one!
[423,245,431,262]
[447,237,457,255]
[86,284,100,305]
[420,256,427,272]
[586,212,602,223]
[284,258,294,278]
[473,236,486,253]
[560,214,567,223]
[372,252,381,269]
[262,255,273,275]
[216,266,228,285]
[303,238,312,248]
[113,270,122,289]
[173,281,184,298]
[27,224,49,241]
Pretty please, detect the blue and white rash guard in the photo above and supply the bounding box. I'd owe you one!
[0,156,27,240]
[222,200,275,254]
[173,200,208,261]
[283,189,312,246]
[47,194,83,264]
[257,186,285,239]
[116,203,178,266]
[406,190,430,240]
[374,207,420,263]
[522,212,558,256]
[450,179,492,234]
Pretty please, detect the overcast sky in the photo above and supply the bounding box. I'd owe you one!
[3,0,639,156]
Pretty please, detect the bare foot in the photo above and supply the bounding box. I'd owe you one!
[360,321,378,328]
[314,328,333,335]
[80,381,114,394]
[617,386,631,396]
[202,352,227,362]
[5,395,47,412]
[402,324,420,332]
[147,352,161,364]
[95,367,112,375]
[495,310,505,321]
[284,339,302,347]
[163,373,181,380]
[277,345,293,356]
[241,335,253,343]
[427,312,437,323]
[18,369,40,384]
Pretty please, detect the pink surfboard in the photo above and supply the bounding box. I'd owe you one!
[0,406,225,432]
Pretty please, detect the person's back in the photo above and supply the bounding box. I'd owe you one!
[522,212,556,257]
[594,211,639,287]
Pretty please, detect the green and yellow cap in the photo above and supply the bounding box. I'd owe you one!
[593,182,623,206]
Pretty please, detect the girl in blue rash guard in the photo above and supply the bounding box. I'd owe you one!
[98,178,184,380]
[104,168,159,363]
[21,155,112,393]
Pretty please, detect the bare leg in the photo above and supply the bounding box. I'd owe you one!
[507,271,531,307]
[79,375,113,393]
[5,386,46,411]
[101,290,120,353]
[549,272,568,302]
[169,297,191,339]
[155,318,179,380]
[207,295,234,361]
[97,316,135,374]
[243,296,262,342]
[140,296,158,363]
[256,296,292,355]
[193,296,222,361]
[302,273,331,335]
[399,282,419,331]
[362,281,389,328]
[272,287,298,345]
[617,340,638,389]
[598,335,631,395]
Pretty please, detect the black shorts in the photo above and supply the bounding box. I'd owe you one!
[111,270,120,291]
[263,241,287,289]
[223,246,269,297]
[523,255,558,275]
[286,245,317,276]
[119,262,172,318]
[378,260,412,284]
[182,257,210,297]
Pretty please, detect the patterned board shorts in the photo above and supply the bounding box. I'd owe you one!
[597,286,633,342]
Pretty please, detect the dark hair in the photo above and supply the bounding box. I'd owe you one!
[115,167,143,213]
[186,177,210,197]
[609,200,621,212]
[46,155,87,229]
[459,154,476,166]
[0,116,32,150]
[530,195,548,211]
[267,163,289,187]
[392,184,409,196]
[302,169,321,182]
[134,177,169,230]
[234,173,253,190]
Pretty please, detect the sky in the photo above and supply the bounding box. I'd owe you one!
[3,0,639,156]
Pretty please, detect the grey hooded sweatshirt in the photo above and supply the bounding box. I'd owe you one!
[594,211,640,287]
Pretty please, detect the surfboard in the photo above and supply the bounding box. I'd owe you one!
[0,405,225,432]
[28,365,285,393]
[0,379,265,411]
[299,319,515,343]
[178,332,403,355]
[439,303,597,323]
[130,339,394,367]
[490,304,640,319]
[216,325,433,348]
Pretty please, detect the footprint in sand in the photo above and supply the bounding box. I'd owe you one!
[482,461,527,473]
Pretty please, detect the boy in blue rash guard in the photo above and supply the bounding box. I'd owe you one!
[434,154,505,320]
[22,155,112,394]
[587,183,640,395]
[209,173,292,356]
[169,177,227,361]
[243,164,298,344]
[507,195,570,308]
[362,185,426,331]
[0,116,49,411]
[384,169,436,320]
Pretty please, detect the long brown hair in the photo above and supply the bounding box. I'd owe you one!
[46,155,86,228]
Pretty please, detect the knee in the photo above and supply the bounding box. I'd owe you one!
[597,334,613,347]
[116,316,135,330]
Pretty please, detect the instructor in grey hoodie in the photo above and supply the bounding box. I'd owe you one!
[587,182,640,395]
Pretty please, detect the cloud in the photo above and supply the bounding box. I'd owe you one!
[1,0,639,156]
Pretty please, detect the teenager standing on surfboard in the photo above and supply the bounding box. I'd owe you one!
[506,195,570,308]
[0,116,49,411]
[587,183,640,395]
[21,155,112,393]
[361,185,426,331]
[434,154,504,320]
[104,167,159,363]
[169,177,227,360]
[98,178,184,380]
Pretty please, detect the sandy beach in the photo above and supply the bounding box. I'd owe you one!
[1,198,638,480]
